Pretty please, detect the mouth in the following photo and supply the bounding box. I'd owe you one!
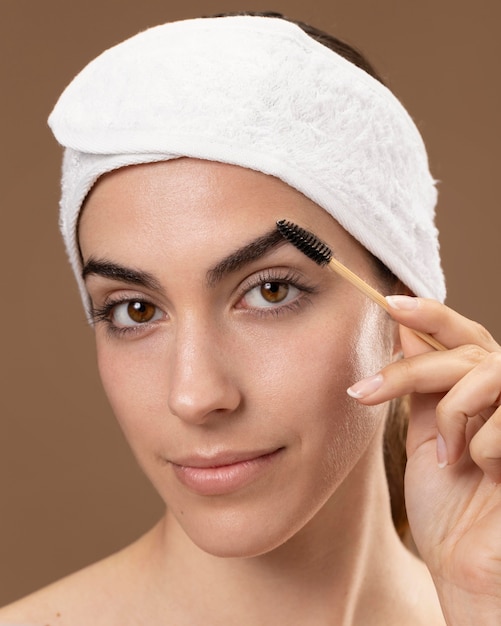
[169,447,284,496]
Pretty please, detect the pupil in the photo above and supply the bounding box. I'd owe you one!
[261,282,287,302]
[128,301,154,322]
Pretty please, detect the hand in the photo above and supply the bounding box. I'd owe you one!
[347,296,501,624]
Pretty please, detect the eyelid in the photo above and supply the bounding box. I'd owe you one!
[90,292,165,336]
[235,268,316,313]
[89,267,318,333]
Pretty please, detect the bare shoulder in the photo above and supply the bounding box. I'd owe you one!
[0,532,154,626]
[0,553,122,626]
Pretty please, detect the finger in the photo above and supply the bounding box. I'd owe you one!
[406,391,445,459]
[386,296,501,353]
[346,344,489,404]
[399,324,435,359]
[469,406,501,483]
[435,351,501,467]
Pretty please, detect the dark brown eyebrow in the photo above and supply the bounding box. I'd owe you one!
[82,258,161,291]
[81,227,287,291]
[205,228,287,287]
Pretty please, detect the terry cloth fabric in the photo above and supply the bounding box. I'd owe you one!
[48,15,446,313]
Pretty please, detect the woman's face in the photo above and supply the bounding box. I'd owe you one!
[79,158,396,557]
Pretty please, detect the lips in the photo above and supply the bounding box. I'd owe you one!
[169,447,283,496]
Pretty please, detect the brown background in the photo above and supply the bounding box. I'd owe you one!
[1,0,500,606]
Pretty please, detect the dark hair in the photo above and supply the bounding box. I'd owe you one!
[208,10,409,538]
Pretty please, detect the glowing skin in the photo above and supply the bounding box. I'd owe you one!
[6,161,500,626]
[79,158,398,559]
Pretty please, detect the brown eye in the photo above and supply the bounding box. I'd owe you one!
[238,277,301,311]
[260,282,289,303]
[127,301,157,323]
[110,299,163,327]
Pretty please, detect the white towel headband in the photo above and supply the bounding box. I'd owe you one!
[48,15,445,312]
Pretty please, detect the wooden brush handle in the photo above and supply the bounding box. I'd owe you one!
[328,257,446,352]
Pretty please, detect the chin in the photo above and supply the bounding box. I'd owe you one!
[169,491,330,560]
[186,523,298,559]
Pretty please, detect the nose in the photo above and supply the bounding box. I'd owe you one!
[167,321,242,424]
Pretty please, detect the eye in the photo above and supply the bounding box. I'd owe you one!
[241,280,300,309]
[110,300,163,327]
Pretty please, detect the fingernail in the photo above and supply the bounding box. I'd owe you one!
[347,374,384,399]
[386,295,419,310]
[436,433,449,468]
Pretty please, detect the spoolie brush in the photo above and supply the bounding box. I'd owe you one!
[276,219,446,351]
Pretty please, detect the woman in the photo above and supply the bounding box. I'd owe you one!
[1,12,500,625]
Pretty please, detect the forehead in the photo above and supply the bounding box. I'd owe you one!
[78,158,367,269]
[81,158,319,219]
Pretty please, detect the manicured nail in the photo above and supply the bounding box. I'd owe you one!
[436,433,449,468]
[385,295,419,310]
[347,374,383,399]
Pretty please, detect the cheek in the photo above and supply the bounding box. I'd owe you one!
[238,304,391,467]
[95,336,167,449]
[95,302,391,476]
[280,302,392,476]
[250,301,389,411]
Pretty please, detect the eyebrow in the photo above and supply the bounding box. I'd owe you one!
[205,228,286,287]
[81,227,287,290]
[82,258,161,290]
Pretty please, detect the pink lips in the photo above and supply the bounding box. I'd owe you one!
[170,448,283,496]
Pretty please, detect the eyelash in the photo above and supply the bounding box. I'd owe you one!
[236,269,315,318]
[90,297,157,339]
[90,269,315,337]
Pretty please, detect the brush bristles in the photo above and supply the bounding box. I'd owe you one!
[276,219,332,266]
[276,221,446,352]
